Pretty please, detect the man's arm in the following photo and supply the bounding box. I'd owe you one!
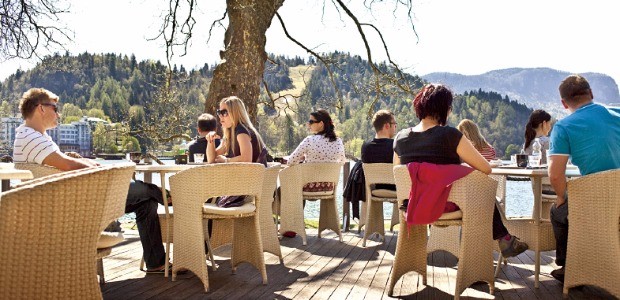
[42,152,96,171]
[548,154,569,206]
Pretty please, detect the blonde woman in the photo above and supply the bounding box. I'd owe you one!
[207,96,266,164]
[457,119,496,161]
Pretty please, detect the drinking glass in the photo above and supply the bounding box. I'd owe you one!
[193,153,204,163]
[528,155,541,167]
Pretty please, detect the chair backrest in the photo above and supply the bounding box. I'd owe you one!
[0,162,134,299]
[363,163,395,200]
[169,163,265,211]
[567,168,620,237]
[393,165,497,223]
[279,162,343,190]
[15,163,62,178]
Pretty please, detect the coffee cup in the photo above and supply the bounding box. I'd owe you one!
[516,154,528,168]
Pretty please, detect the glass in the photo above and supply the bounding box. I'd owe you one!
[216,109,228,117]
[193,153,204,163]
[307,120,319,124]
[129,152,141,164]
[528,155,541,167]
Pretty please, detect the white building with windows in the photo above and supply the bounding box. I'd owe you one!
[0,116,93,157]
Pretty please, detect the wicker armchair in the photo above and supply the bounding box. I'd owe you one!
[279,162,343,245]
[168,163,267,292]
[0,163,134,299]
[563,169,620,298]
[362,163,398,247]
[388,165,496,299]
[14,163,124,284]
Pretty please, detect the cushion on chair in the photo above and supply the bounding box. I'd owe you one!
[203,202,256,215]
[97,231,124,249]
[371,189,397,198]
[303,190,335,197]
[437,210,463,220]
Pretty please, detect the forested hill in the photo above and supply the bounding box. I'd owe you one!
[1,52,532,158]
[422,68,620,115]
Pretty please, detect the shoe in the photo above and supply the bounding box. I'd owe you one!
[498,234,528,257]
[282,231,297,238]
[551,267,565,283]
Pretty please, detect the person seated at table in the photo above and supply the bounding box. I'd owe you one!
[457,119,496,161]
[206,96,266,165]
[393,83,528,257]
[547,74,620,282]
[188,113,220,163]
[287,109,346,193]
[523,109,552,164]
[13,88,170,274]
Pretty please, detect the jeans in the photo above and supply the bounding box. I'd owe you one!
[550,200,569,266]
[125,180,166,269]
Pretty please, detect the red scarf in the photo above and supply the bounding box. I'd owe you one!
[406,162,473,225]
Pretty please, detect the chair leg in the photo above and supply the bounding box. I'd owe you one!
[204,222,217,271]
[363,200,385,247]
[97,258,105,285]
[140,257,145,271]
[318,197,342,242]
[494,253,504,277]
[390,202,399,232]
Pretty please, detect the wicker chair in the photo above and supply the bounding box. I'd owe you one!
[0,163,134,299]
[362,163,398,247]
[388,165,496,299]
[14,163,124,284]
[279,162,344,245]
[168,163,267,292]
[563,169,620,298]
[492,174,556,288]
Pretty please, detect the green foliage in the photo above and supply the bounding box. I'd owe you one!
[121,136,141,152]
[60,103,82,123]
[504,144,522,159]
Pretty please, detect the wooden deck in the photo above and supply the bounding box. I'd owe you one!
[101,229,615,299]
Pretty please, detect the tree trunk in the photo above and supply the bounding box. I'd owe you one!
[205,0,285,123]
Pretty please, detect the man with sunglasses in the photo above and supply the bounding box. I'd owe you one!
[13,88,170,274]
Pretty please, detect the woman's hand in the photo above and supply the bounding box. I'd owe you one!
[215,155,228,163]
[206,131,220,144]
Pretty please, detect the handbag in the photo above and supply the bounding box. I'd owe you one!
[216,195,246,208]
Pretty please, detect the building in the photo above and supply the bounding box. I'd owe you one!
[0,116,93,157]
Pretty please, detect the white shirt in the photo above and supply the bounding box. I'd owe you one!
[13,124,60,164]
[287,134,346,165]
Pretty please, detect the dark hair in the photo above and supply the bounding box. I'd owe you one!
[311,109,337,142]
[197,113,217,132]
[559,74,591,104]
[19,88,59,119]
[413,84,453,125]
[372,109,394,132]
[524,109,551,149]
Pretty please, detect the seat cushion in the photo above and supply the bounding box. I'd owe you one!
[303,190,335,197]
[97,231,124,249]
[302,182,334,192]
[203,202,256,215]
[371,189,397,198]
[437,210,463,220]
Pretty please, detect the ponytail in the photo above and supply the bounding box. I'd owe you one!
[524,109,552,150]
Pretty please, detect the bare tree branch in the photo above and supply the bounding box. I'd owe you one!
[207,10,227,44]
[0,0,72,60]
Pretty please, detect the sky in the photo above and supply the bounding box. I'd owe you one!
[2,0,619,87]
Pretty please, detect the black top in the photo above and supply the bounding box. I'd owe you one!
[228,124,261,163]
[393,126,462,165]
[361,138,394,163]
[188,137,220,162]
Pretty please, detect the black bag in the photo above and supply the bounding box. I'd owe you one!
[216,195,246,208]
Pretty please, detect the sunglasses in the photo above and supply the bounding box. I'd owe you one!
[40,103,58,113]
[307,120,320,124]
[216,109,229,117]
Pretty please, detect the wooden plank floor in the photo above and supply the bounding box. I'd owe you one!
[101,229,615,300]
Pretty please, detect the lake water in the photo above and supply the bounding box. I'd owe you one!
[111,159,536,222]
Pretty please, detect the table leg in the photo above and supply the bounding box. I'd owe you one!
[160,171,172,278]
[532,176,542,288]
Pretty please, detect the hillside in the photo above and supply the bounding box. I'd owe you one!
[422,68,620,115]
[2,52,534,158]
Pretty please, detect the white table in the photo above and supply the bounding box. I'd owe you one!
[491,166,580,288]
[0,169,34,192]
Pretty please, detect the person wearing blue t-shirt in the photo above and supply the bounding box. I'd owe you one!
[547,74,620,282]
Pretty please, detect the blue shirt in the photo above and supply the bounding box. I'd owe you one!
[549,102,620,175]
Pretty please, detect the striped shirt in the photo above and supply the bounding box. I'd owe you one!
[13,124,60,164]
[478,144,496,161]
